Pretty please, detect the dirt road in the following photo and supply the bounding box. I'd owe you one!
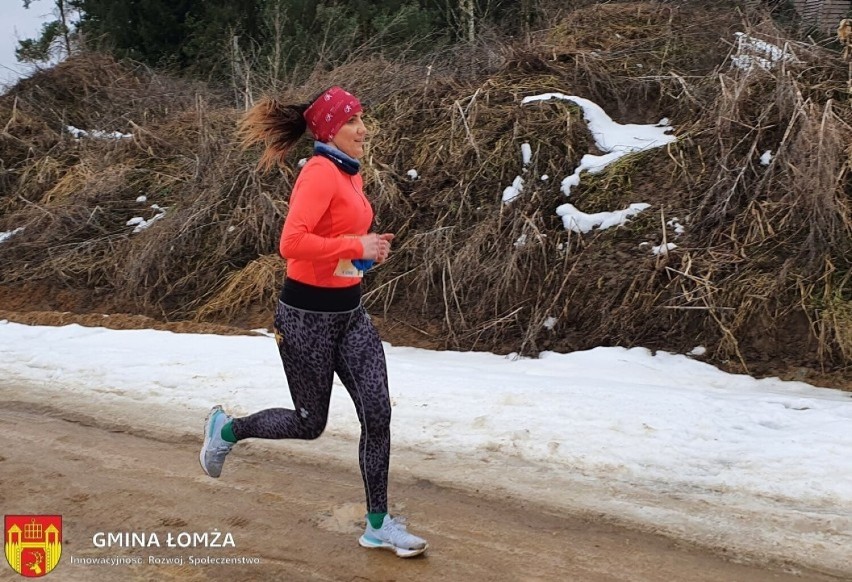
[1,402,843,582]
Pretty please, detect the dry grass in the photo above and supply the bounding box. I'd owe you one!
[195,254,284,321]
[0,1,849,382]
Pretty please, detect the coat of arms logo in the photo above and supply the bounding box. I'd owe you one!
[5,516,62,577]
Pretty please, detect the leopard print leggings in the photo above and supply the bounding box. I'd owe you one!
[231,301,391,514]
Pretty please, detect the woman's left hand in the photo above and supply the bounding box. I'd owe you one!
[376,233,395,264]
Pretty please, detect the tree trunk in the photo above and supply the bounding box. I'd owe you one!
[57,0,72,56]
[461,0,475,43]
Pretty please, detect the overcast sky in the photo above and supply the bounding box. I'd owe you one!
[1,1,53,89]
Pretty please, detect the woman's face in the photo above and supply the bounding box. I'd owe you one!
[330,112,367,159]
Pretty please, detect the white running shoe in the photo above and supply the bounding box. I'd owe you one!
[199,405,233,478]
[358,515,428,558]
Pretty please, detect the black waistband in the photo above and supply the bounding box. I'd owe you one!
[280,278,361,312]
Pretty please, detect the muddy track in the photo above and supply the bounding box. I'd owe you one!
[1,400,842,582]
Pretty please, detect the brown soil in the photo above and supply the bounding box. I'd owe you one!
[2,401,844,582]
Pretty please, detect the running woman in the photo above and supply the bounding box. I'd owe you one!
[199,86,427,558]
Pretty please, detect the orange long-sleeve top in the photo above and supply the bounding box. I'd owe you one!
[279,156,373,288]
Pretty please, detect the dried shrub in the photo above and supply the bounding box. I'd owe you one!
[0,2,849,386]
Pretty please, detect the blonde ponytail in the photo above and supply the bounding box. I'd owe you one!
[237,97,309,172]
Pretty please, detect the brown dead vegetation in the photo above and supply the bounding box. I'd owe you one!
[0,2,849,389]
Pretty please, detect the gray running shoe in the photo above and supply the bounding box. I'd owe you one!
[358,515,428,558]
[199,405,233,478]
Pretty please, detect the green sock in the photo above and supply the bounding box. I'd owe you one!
[220,421,237,443]
[367,512,387,529]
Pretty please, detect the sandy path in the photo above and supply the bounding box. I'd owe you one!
[1,398,842,582]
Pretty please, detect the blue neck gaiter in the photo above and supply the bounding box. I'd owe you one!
[314,141,360,175]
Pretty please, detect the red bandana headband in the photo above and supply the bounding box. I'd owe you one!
[304,86,362,142]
